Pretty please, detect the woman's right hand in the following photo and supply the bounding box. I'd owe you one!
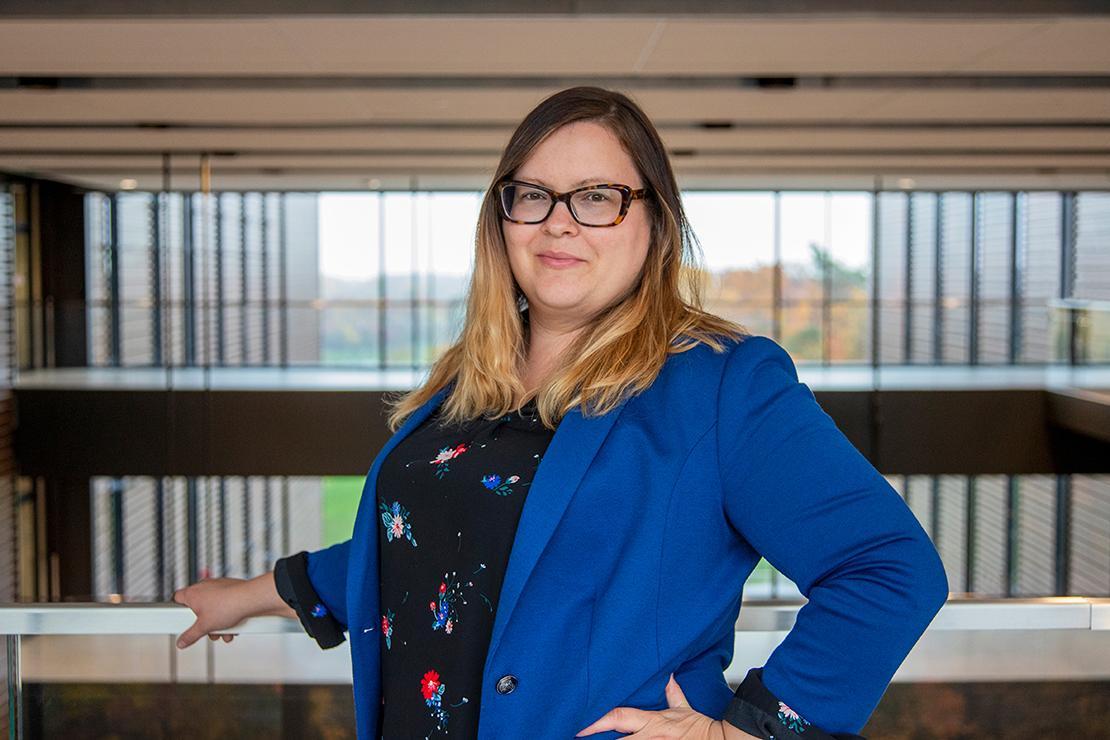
[172,577,253,649]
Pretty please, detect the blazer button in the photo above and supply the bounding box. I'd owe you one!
[495,675,518,695]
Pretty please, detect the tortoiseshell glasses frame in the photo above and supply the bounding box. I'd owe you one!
[496,180,649,227]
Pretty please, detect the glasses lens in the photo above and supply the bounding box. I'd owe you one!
[500,183,551,223]
[570,187,624,226]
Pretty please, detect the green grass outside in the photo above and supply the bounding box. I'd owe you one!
[749,557,774,584]
[321,476,364,546]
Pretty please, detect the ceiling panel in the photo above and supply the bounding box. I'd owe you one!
[2,17,1109,76]
[5,151,1107,176]
[854,90,1110,119]
[1,13,1108,189]
[642,19,1053,74]
[9,88,1109,124]
[0,88,903,123]
[2,127,1108,152]
[951,18,1110,73]
[0,18,659,75]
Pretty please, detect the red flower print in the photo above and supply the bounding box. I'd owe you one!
[431,442,469,465]
[431,441,471,479]
[439,582,447,593]
[421,669,441,700]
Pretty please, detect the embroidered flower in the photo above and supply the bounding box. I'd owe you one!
[429,571,475,634]
[430,585,452,632]
[777,701,811,733]
[381,609,394,650]
[379,500,418,547]
[481,472,523,496]
[430,442,469,478]
[421,669,443,701]
[310,602,328,618]
[421,669,450,730]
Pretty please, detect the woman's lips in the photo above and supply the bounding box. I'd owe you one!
[538,254,584,268]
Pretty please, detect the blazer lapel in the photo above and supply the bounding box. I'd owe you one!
[482,394,630,671]
[346,382,454,633]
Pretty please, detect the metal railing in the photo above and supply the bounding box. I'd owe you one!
[2,597,1109,739]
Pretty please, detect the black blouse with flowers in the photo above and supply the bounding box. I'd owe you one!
[371,395,556,737]
[274,395,866,740]
[277,396,557,738]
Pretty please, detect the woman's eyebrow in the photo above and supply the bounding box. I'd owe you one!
[520,176,612,189]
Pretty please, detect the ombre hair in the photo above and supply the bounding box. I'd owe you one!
[385,86,748,432]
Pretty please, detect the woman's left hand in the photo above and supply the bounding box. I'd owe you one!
[576,673,749,739]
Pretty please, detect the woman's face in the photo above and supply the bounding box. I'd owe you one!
[503,120,652,332]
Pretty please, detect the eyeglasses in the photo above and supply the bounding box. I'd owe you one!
[496,180,648,227]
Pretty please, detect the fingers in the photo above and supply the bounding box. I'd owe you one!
[174,585,203,649]
[665,673,690,709]
[173,585,238,648]
[577,674,694,737]
[176,620,206,649]
[183,629,238,648]
[575,706,653,736]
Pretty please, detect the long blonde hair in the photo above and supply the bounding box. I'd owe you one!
[385,86,748,431]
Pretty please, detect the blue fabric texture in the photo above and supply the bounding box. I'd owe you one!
[297,334,949,739]
[305,538,352,629]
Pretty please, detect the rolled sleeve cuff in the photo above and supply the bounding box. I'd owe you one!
[722,667,866,740]
[273,550,347,650]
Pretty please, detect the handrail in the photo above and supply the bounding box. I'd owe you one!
[1048,297,1110,312]
[1,597,1107,636]
[735,596,1110,632]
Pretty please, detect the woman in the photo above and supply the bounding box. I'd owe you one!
[173,86,949,740]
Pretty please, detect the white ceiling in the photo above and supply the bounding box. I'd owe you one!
[1,13,1109,191]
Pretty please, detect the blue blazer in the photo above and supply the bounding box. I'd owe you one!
[302,334,949,739]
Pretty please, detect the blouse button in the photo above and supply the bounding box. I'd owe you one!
[495,675,518,695]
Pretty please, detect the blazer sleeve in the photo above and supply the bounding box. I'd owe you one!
[272,538,352,649]
[715,336,949,736]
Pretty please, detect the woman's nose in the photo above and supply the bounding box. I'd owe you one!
[542,199,578,235]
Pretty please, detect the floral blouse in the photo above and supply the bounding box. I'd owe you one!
[277,395,556,738]
[273,396,866,740]
[371,395,555,737]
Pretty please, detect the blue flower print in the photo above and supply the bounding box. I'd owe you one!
[310,602,328,618]
[778,700,811,733]
[480,473,523,496]
[430,570,474,634]
[379,499,418,547]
